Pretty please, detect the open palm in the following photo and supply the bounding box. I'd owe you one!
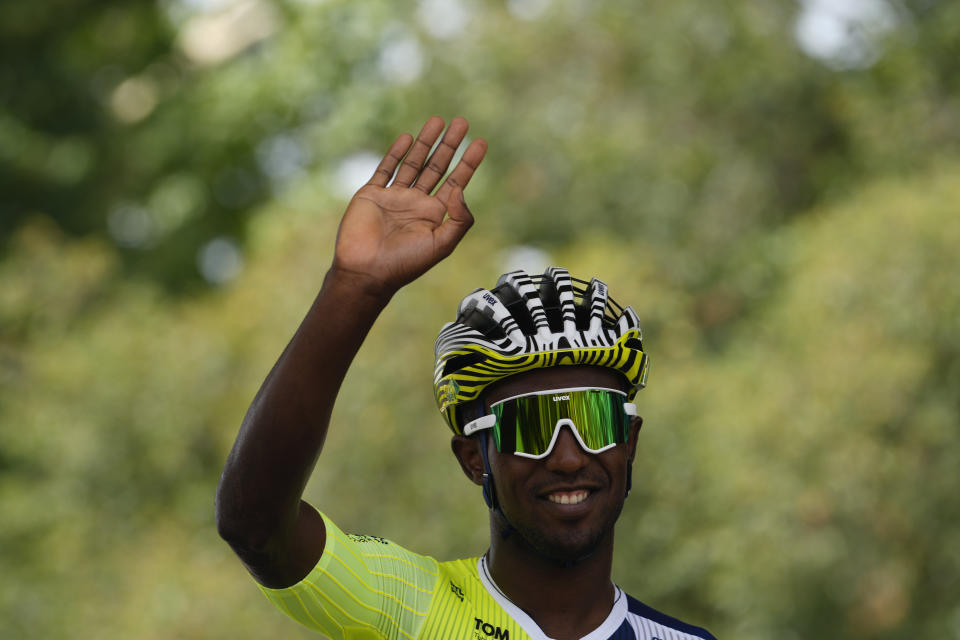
[333,117,487,292]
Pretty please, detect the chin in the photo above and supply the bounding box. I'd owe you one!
[509,502,624,565]
[526,530,608,565]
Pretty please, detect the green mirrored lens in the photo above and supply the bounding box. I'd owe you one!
[491,389,628,456]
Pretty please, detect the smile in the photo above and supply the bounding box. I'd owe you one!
[547,490,590,505]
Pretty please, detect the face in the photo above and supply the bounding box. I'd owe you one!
[455,366,642,564]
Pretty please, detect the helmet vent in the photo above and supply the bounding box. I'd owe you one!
[492,284,537,335]
[459,306,507,340]
[573,302,592,330]
[570,276,624,328]
[537,277,565,332]
[443,352,487,376]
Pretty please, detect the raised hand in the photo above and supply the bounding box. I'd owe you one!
[332,116,487,294]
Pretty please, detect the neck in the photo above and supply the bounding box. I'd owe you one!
[485,520,616,640]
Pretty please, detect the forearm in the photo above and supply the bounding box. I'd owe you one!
[216,267,393,554]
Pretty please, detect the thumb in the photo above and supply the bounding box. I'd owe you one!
[434,187,474,257]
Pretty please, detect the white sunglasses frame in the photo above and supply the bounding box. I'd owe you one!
[462,386,638,459]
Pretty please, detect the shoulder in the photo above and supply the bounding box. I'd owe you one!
[258,514,445,639]
[624,593,718,640]
[319,514,442,585]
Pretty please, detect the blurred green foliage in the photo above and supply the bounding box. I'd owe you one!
[1,0,959,638]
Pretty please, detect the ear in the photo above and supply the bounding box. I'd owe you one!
[451,435,485,486]
[626,415,643,464]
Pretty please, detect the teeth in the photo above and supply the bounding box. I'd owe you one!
[548,490,589,505]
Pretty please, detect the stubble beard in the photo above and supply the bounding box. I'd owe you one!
[499,495,626,565]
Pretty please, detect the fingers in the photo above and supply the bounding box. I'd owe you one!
[367,117,485,197]
[367,133,414,187]
[433,187,474,258]
[434,137,488,205]
[392,116,447,188]
[412,117,470,194]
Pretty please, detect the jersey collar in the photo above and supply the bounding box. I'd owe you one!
[476,556,628,640]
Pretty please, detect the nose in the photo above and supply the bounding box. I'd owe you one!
[544,425,590,473]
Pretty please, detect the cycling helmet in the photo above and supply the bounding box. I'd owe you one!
[434,267,649,434]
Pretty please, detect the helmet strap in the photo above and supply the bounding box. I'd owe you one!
[478,431,514,539]
[626,463,633,498]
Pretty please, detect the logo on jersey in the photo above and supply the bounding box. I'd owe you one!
[474,617,509,640]
[345,533,388,545]
[449,580,464,602]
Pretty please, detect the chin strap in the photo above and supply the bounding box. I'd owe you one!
[626,463,633,497]
[478,431,514,539]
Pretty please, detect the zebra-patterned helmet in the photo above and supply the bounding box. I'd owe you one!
[433,267,649,435]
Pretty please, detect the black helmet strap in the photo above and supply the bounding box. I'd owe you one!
[478,430,514,540]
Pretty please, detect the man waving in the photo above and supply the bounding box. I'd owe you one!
[216,117,715,640]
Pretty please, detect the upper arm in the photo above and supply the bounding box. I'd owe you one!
[257,513,440,640]
[231,500,327,589]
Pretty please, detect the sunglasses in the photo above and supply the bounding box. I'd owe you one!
[463,387,637,459]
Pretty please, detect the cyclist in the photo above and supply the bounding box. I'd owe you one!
[216,116,716,640]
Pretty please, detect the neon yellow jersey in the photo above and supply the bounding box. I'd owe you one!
[259,513,716,640]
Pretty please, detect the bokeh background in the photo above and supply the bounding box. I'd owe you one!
[2,0,959,637]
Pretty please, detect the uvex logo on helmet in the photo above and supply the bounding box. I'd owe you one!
[552,395,570,401]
